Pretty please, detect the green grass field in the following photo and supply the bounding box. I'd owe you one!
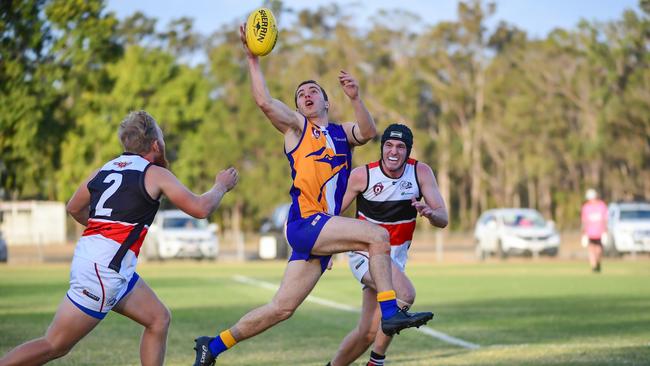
[1,260,649,365]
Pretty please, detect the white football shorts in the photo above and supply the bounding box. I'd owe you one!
[347,241,410,284]
[66,255,139,319]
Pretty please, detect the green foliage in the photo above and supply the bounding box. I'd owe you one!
[1,0,648,231]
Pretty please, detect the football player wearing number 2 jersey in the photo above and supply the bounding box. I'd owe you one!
[0,111,238,366]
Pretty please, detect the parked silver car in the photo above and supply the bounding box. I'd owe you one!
[606,202,650,255]
[142,210,218,260]
[258,203,291,259]
[0,231,7,263]
[474,208,560,259]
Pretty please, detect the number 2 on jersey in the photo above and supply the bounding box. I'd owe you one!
[95,173,122,216]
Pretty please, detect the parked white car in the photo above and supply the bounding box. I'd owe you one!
[142,210,218,260]
[474,208,560,259]
[606,202,650,255]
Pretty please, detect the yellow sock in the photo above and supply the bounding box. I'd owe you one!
[377,290,396,302]
[220,329,237,349]
[377,290,398,319]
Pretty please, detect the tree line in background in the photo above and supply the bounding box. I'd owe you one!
[1,0,649,234]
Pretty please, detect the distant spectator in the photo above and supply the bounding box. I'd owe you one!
[581,188,608,273]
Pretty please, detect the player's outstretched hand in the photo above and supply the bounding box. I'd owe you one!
[216,167,239,192]
[239,23,256,59]
[412,197,433,218]
[338,70,359,100]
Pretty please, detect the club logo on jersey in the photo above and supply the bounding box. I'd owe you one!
[83,289,100,302]
[372,182,384,195]
[400,181,413,190]
[312,127,321,139]
[306,147,349,171]
[113,161,132,168]
[305,147,349,203]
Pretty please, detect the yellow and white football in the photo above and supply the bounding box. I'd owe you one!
[245,8,278,57]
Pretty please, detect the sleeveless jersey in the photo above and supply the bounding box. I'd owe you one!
[74,153,160,278]
[356,159,421,248]
[286,118,351,222]
[582,199,608,240]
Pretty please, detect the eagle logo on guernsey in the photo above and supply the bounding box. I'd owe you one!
[373,182,384,195]
[113,161,132,168]
[306,147,348,171]
[304,146,349,203]
[312,127,321,139]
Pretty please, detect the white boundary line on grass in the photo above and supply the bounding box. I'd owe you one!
[232,275,480,350]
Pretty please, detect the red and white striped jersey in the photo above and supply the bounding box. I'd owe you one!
[74,153,160,278]
[356,159,421,250]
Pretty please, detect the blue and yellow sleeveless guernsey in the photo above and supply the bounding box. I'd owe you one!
[285,117,351,272]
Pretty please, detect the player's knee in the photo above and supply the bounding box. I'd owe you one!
[151,305,171,333]
[271,302,297,321]
[368,226,390,254]
[146,305,172,333]
[48,339,74,359]
[401,290,416,307]
[276,307,295,321]
[377,227,390,245]
[361,329,378,345]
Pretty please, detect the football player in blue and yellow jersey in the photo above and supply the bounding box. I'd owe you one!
[192,24,434,366]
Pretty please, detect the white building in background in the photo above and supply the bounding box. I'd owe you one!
[0,201,67,245]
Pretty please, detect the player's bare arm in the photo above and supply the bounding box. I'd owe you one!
[324,166,368,272]
[239,24,303,134]
[326,166,369,271]
[66,169,99,226]
[340,70,376,146]
[340,166,369,214]
[147,166,238,219]
[412,163,448,228]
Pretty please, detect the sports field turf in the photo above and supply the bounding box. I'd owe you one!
[1,260,649,365]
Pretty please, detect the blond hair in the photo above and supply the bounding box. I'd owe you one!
[118,111,159,154]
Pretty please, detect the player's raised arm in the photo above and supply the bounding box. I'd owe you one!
[339,70,376,146]
[147,166,238,219]
[239,24,302,134]
[413,162,448,228]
